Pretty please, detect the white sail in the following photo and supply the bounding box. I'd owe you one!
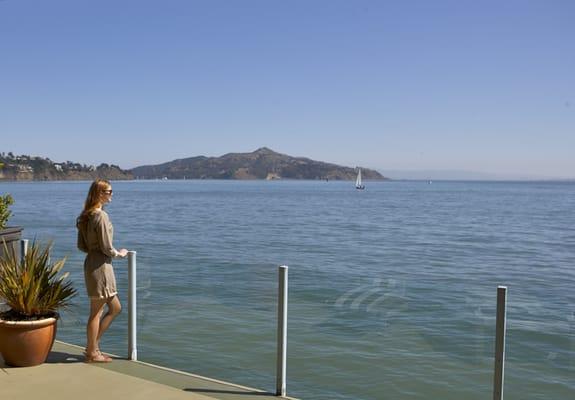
[355,168,364,189]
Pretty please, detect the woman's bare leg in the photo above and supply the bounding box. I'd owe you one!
[97,296,122,343]
[86,298,107,355]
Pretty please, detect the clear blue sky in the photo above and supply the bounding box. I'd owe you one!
[1,0,573,178]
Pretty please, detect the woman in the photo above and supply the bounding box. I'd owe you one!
[77,179,128,363]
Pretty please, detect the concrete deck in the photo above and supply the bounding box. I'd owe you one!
[1,341,297,400]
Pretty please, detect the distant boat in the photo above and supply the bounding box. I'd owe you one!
[355,168,365,190]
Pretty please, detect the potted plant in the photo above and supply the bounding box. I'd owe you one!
[0,193,22,260]
[0,241,77,367]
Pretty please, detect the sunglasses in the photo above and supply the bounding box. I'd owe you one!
[103,190,113,195]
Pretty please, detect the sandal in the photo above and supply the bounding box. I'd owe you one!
[85,350,113,363]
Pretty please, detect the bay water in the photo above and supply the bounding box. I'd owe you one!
[2,180,574,400]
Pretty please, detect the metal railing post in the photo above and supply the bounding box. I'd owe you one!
[128,251,137,361]
[493,286,507,400]
[276,265,288,397]
[20,239,29,261]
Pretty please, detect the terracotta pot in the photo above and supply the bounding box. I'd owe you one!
[0,317,57,367]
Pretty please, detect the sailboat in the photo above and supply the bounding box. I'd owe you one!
[355,168,365,190]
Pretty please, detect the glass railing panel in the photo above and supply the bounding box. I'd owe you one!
[133,257,278,391]
[286,269,492,399]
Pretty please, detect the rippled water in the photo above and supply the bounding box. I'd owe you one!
[2,180,574,400]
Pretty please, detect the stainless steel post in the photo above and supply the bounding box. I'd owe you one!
[128,251,137,361]
[276,265,288,397]
[20,239,29,261]
[493,286,507,400]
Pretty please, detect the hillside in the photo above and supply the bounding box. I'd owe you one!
[0,153,133,181]
[130,147,386,180]
[0,149,387,181]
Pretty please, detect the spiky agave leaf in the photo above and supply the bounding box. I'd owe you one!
[0,240,77,319]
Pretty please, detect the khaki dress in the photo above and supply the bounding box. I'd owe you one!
[77,209,119,299]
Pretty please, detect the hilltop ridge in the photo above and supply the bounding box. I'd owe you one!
[131,147,386,180]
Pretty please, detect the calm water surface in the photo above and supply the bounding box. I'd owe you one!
[2,180,574,400]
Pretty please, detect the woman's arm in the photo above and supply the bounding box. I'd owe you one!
[95,212,119,258]
[77,229,88,253]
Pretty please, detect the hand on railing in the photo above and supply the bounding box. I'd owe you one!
[117,248,129,258]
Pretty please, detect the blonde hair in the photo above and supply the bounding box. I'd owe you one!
[77,179,111,230]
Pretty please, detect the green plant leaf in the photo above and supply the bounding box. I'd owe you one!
[0,240,77,319]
